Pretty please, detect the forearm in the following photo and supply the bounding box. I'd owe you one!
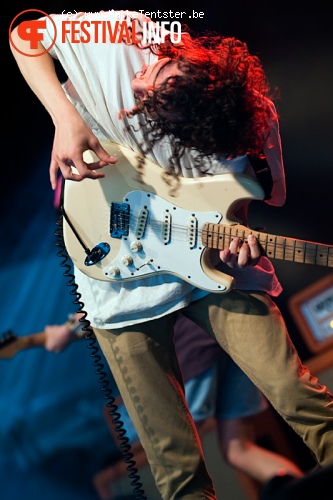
[10,28,78,126]
[10,23,118,188]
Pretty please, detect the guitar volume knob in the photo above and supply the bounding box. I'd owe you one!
[121,255,134,266]
[130,241,143,253]
[108,266,120,277]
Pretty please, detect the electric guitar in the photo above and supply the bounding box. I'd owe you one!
[62,141,333,294]
[0,319,85,359]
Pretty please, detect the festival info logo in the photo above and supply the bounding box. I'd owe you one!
[10,9,183,56]
[9,10,57,56]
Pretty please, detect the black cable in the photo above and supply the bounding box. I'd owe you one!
[55,212,147,499]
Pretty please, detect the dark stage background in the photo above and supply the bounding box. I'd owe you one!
[2,1,333,499]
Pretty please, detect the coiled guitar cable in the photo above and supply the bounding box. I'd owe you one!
[55,211,147,500]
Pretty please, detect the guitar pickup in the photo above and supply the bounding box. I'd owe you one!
[110,202,130,238]
[135,208,148,238]
[187,216,198,248]
[162,211,171,243]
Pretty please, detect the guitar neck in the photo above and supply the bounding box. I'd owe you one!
[202,223,333,268]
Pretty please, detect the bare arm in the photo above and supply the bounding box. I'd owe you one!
[10,26,117,190]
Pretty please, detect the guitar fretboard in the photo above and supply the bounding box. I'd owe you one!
[202,223,333,268]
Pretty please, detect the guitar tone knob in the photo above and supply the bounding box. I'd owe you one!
[121,255,134,266]
[108,266,120,277]
[130,241,143,253]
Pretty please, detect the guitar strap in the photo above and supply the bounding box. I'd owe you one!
[247,154,273,201]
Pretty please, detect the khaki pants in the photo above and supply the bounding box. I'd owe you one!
[94,291,333,499]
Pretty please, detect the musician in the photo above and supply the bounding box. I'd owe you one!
[10,11,333,499]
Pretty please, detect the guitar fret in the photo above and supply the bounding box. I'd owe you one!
[282,240,305,263]
[222,226,229,249]
[304,241,308,263]
[201,223,333,272]
[273,236,280,259]
[316,245,332,267]
[292,239,296,262]
[265,236,276,259]
[263,233,268,255]
[295,240,306,263]
[282,238,286,261]
[303,241,310,264]
[214,225,222,248]
[222,225,232,250]
[202,223,213,249]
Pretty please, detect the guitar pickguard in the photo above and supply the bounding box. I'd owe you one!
[103,190,225,291]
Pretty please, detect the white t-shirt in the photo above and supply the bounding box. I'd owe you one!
[42,11,286,328]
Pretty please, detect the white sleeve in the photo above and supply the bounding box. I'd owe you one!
[39,11,158,145]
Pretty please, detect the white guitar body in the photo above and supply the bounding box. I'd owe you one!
[62,142,264,293]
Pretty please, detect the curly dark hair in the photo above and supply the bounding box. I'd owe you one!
[130,31,275,170]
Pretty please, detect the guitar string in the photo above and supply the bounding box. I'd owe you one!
[116,213,332,265]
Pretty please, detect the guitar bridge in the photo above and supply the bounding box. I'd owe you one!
[110,202,130,238]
